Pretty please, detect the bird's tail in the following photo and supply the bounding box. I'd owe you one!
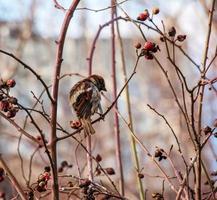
[80,118,95,137]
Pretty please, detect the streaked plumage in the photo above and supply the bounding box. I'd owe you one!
[69,74,106,136]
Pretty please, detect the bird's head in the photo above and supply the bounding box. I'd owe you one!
[89,74,107,92]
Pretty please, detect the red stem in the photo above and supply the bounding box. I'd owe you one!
[111,0,124,195]
[51,1,80,199]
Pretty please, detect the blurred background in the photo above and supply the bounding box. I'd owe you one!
[0,0,217,199]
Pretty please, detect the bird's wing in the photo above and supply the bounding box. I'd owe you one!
[70,81,93,119]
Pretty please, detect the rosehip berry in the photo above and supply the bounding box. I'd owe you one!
[6,79,16,88]
[44,166,51,172]
[0,101,9,112]
[105,167,115,175]
[168,27,176,37]
[96,154,102,162]
[143,41,155,51]
[7,109,16,118]
[61,160,68,167]
[152,7,160,15]
[137,11,149,21]
[177,34,186,42]
[134,42,142,49]
[203,126,212,135]
[70,120,81,129]
[138,173,144,179]
[9,97,18,105]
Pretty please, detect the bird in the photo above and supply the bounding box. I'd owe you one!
[69,74,106,136]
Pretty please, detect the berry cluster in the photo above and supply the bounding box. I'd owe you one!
[58,160,73,173]
[94,154,115,176]
[0,79,18,118]
[154,148,167,162]
[36,166,51,192]
[70,120,82,129]
[160,26,187,42]
[135,41,160,60]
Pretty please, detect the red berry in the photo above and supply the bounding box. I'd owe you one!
[152,7,160,15]
[137,11,149,21]
[138,173,144,179]
[144,41,155,51]
[43,172,51,180]
[0,101,9,112]
[6,79,16,88]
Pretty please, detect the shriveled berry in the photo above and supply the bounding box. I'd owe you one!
[145,53,154,60]
[61,160,68,168]
[70,120,81,129]
[67,181,74,187]
[134,42,142,49]
[160,37,165,42]
[6,79,16,88]
[203,126,212,135]
[58,167,63,173]
[152,7,160,15]
[9,97,18,104]
[143,41,155,51]
[168,27,176,37]
[138,173,144,179]
[177,35,186,42]
[96,154,102,162]
[154,149,162,158]
[44,166,51,172]
[0,101,9,112]
[7,109,16,118]
[43,172,50,180]
[105,167,115,175]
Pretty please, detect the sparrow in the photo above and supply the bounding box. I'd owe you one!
[69,74,106,136]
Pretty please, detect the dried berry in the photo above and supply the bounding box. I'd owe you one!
[134,42,142,49]
[0,100,9,112]
[152,7,160,15]
[138,173,144,179]
[144,41,155,51]
[160,37,165,42]
[9,97,18,104]
[6,79,16,88]
[61,160,68,168]
[203,126,212,135]
[43,172,50,180]
[7,109,17,118]
[96,154,102,162]
[58,167,63,173]
[70,120,82,129]
[177,34,186,42]
[168,27,176,37]
[152,192,163,199]
[44,166,51,172]
[145,53,154,60]
[105,167,115,175]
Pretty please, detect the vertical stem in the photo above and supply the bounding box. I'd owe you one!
[51,1,80,199]
[0,155,27,200]
[196,1,216,199]
[115,11,145,200]
[111,0,124,195]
